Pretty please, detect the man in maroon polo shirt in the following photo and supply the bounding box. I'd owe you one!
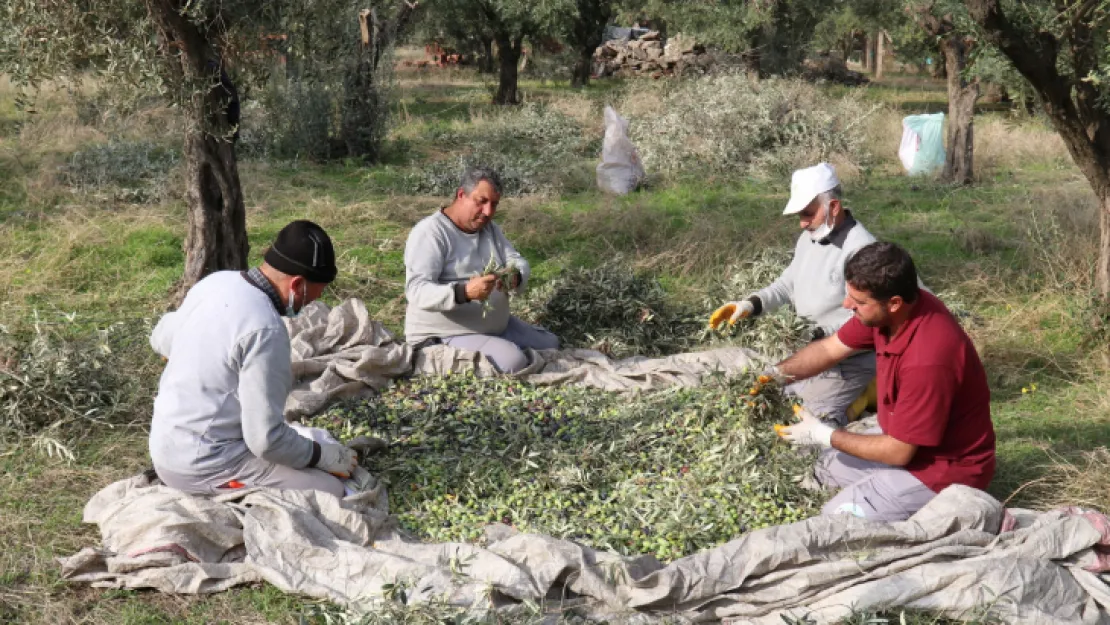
[773,242,995,521]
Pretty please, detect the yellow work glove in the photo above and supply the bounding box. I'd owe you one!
[708,300,755,329]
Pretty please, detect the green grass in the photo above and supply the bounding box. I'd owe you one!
[0,64,1107,623]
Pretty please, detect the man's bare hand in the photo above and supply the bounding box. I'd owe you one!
[465,274,498,301]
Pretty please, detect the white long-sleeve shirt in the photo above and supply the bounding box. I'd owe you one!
[753,214,876,335]
[149,271,314,478]
[403,210,530,343]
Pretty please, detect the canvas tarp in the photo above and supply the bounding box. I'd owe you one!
[59,476,1110,623]
[282,298,761,420]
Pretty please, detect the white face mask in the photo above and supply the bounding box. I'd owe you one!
[809,203,834,242]
[285,283,308,318]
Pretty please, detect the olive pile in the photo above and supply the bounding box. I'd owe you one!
[312,371,820,562]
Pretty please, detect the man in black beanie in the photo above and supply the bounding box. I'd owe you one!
[148,220,357,498]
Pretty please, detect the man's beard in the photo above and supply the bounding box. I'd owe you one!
[858,310,891,329]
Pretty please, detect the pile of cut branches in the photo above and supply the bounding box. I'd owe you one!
[312,370,821,563]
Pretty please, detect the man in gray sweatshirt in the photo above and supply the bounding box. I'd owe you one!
[710,163,876,425]
[404,167,559,373]
[149,221,358,498]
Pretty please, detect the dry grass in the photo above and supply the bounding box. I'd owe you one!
[545,90,599,130]
[975,116,1072,176]
[860,106,909,174]
[1015,446,1110,512]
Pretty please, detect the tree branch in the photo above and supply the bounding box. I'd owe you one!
[967,0,1110,192]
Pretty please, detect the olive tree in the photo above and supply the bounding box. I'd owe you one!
[908,1,979,185]
[567,0,616,88]
[967,0,1110,298]
[2,0,412,299]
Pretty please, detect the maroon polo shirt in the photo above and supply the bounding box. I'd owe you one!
[836,290,995,493]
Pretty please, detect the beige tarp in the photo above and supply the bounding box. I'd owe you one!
[283,299,761,419]
[59,477,1110,623]
[89,298,1110,621]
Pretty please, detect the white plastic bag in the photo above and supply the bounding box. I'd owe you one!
[596,105,645,195]
[898,123,920,172]
[900,112,946,176]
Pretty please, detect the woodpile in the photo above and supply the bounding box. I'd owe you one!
[593,32,713,78]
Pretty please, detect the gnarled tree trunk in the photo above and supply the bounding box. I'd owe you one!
[494,34,523,105]
[967,0,1110,298]
[146,0,248,303]
[913,5,979,185]
[181,135,248,293]
[940,35,978,185]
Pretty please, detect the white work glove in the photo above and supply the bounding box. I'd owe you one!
[708,300,755,330]
[315,442,358,478]
[761,364,791,385]
[776,406,835,448]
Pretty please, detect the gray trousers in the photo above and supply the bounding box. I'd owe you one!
[786,351,876,426]
[815,447,936,522]
[443,315,560,373]
[155,424,346,498]
[156,456,345,498]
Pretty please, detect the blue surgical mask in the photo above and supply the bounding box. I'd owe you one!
[285,283,307,318]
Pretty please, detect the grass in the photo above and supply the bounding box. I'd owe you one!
[1,59,1108,623]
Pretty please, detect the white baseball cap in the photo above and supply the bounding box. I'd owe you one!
[782,163,840,215]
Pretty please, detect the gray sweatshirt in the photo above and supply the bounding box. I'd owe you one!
[148,271,315,477]
[753,214,876,335]
[404,210,530,343]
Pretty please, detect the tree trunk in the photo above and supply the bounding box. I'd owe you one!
[875,31,885,80]
[839,34,855,65]
[478,36,495,74]
[146,0,248,302]
[494,35,523,105]
[930,52,946,79]
[343,10,382,161]
[1100,193,1110,297]
[861,34,870,70]
[571,50,592,88]
[940,36,978,184]
[180,134,249,296]
[343,3,418,160]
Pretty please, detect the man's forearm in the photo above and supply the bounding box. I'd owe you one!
[405,277,459,312]
[830,431,916,467]
[776,336,848,382]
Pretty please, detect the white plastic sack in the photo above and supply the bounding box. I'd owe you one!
[900,112,946,176]
[596,105,645,195]
[898,123,920,172]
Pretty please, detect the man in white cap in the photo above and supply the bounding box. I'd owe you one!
[709,163,877,425]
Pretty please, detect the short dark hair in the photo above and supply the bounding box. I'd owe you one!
[844,242,919,303]
[459,166,503,195]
